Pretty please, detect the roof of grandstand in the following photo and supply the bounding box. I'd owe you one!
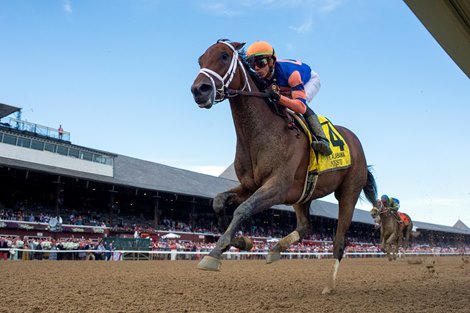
[0,103,21,119]
[453,219,470,231]
[0,154,238,199]
[1,125,470,236]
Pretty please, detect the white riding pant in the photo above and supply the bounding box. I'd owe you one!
[305,70,321,104]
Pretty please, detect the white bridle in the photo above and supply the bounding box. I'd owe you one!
[198,41,252,104]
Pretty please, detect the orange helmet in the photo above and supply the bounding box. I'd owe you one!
[246,41,276,59]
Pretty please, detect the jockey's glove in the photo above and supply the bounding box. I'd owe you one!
[268,90,280,102]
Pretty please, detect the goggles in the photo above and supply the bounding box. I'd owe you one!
[249,57,269,69]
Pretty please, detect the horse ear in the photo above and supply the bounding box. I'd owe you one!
[232,42,246,51]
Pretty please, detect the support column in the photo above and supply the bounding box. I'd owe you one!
[108,186,117,227]
[52,176,63,217]
[153,192,161,229]
[189,197,197,231]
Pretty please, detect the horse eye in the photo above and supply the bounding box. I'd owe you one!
[221,52,230,63]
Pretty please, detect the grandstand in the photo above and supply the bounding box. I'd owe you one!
[1,103,470,247]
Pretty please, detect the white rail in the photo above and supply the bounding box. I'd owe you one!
[2,248,469,261]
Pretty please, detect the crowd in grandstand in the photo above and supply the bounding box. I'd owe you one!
[1,233,468,262]
[1,203,469,261]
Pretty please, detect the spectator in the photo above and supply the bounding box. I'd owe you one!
[49,240,58,261]
[28,238,37,260]
[56,239,64,261]
[105,242,115,261]
[0,237,9,260]
[22,239,30,261]
[58,125,64,140]
[191,243,197,260]
[85,240,96,261]
[96,242,106,260]
[78,240,87,260]
[9,238,18,261]
[35,240,43,260]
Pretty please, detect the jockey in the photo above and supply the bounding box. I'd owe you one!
[381,194,402,222]
[246,41,332,156]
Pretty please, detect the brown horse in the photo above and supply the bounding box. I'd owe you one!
[190,40,377,294]
[371,200,413,260]
[400,211,414,250]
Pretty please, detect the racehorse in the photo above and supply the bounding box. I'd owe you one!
[190,40,377,294]
[371,200,413,261]
[400,211,414,250]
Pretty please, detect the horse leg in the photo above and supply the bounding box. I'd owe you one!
[404,223,412,250]
[394,236,399,261]
[380,228,386,253]
[385,233,397,261]
[197,181,284,271]
[322,192,358,295]
[213,185,250,232]
[213,186,255,252]
[267,202,311,263]
[398,224,405,249]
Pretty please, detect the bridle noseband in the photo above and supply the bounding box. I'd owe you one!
[198,40,252,104]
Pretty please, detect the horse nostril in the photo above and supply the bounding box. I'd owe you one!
[199,83,212,95]
[191,83,212,98]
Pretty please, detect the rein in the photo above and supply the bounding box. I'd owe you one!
[225,89,270,98]
[377,204,393,216]
[227,88,296,127]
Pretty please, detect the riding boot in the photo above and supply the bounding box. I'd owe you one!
[304,112,332,156]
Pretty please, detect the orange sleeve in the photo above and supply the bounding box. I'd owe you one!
[288,71,303,87]
[278,96,307,114]
[277,71,307,114]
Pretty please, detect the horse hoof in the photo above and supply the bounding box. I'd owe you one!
[231,236,253,251]
[197,256,221,271]
[322,287,332,295]
[266,252,281,264]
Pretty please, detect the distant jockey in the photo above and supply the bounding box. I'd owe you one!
[380,194,402,223]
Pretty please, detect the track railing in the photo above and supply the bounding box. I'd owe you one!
[1,248,469,261]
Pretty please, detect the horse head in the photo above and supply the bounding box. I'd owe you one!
[370,199,384,226]
[370,206,379,219]
[371,199,383,216]
[191,40,251,109]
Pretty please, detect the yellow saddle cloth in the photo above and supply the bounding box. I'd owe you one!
[289,114,352,203]
[311,115,351,173]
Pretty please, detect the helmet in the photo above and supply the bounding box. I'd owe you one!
[246,41,276,59]
[381,195,389,202]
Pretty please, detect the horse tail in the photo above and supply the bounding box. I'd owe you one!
[362,166,378,205]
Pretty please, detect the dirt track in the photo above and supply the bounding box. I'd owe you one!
[1,256,469,313]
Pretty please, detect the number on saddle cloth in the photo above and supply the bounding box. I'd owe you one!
[326,122,345,151]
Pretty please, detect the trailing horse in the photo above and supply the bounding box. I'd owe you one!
[371,200,414,260]
[190,40,377,294]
